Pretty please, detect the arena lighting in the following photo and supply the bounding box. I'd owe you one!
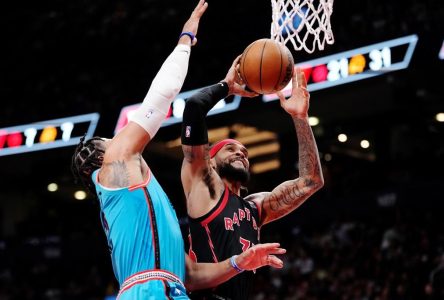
[247,142,280,158]
[235,131,276,145]
[0,113,100,156]
[74,190,87,200]
[360,140,370,149]
[251,159,280,174]
[263,34,418,101]
[114,88,242,134]
[338,134,348,142]
[308,116,319,126]
[47,183,58,192]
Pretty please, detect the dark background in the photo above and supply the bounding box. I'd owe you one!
[1,0,444,299]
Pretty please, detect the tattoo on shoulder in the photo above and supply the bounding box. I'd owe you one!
[103,160,130,187]
[203,167,216,199]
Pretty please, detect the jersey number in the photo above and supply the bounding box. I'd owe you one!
[240,237,253,252]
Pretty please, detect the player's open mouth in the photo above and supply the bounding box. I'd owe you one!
[231,159,246,168]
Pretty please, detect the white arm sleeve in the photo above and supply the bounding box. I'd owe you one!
[128,44,191,138]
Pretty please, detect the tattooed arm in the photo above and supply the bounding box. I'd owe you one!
[181,143,223,218]
[246,68,324,225]
[99,122,151,188]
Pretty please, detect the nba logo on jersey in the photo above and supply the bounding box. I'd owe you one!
[145,109,154,119]
[185,126,191,138]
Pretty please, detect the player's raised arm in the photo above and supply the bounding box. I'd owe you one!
[180,56,256,216]
[108,0,208,158]
[247,68,324,225]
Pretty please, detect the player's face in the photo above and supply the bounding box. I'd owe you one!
[215,143,250,184]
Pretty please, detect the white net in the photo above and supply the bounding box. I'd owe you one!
[271,0,334,54]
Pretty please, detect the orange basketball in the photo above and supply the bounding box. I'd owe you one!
[239,38,294,94]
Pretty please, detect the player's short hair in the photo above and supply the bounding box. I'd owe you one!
[71,135,105,196]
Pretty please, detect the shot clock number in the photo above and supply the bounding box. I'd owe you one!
[327,47,392,82]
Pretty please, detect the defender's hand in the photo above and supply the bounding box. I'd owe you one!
[180,0,208,46]
[277,67,310,118]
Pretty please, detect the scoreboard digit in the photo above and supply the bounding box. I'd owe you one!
[0,113,100,156]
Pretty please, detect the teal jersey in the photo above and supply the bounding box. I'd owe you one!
[92,168,186,287]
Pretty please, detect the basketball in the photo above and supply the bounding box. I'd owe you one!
[239,38,294,94]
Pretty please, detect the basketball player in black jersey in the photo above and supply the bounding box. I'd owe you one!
[180,56,324,299]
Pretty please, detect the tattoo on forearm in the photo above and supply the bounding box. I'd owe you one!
[263,118,323,217]
[294,118,320,177]
[265,180,308,213]
[104,160,130,187]
[183,146,195,163]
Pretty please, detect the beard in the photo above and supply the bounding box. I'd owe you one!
[218,161,250,185]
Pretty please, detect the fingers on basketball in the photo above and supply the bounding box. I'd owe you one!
[233,54,242,65]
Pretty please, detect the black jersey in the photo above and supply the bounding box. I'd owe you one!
[187,185,261,300]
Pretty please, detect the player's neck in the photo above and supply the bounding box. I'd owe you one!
[223,179,242,196]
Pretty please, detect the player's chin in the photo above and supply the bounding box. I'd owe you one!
[231,163,248,172]
[220,162,250,184]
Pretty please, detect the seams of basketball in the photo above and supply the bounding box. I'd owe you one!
[259,40,268,94]
[274,43,284,92]
[282,47,295,89]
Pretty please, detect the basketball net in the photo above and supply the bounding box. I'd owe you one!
[271,0,334,54]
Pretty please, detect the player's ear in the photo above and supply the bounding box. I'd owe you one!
[209,157,217,170]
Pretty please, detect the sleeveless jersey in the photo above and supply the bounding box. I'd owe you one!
[187,186,261,300]
[92,169,187,299]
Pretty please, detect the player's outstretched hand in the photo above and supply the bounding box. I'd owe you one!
[180,0,208,46]
[223,55,259,98]
[277,67,310,119]
[236,243,286,271]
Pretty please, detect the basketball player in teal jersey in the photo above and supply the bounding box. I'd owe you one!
[181,62,324,299]
[71,1,286,299]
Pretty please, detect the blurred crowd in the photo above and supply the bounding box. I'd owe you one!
[252,208,444,300]
[1,190,443,300]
